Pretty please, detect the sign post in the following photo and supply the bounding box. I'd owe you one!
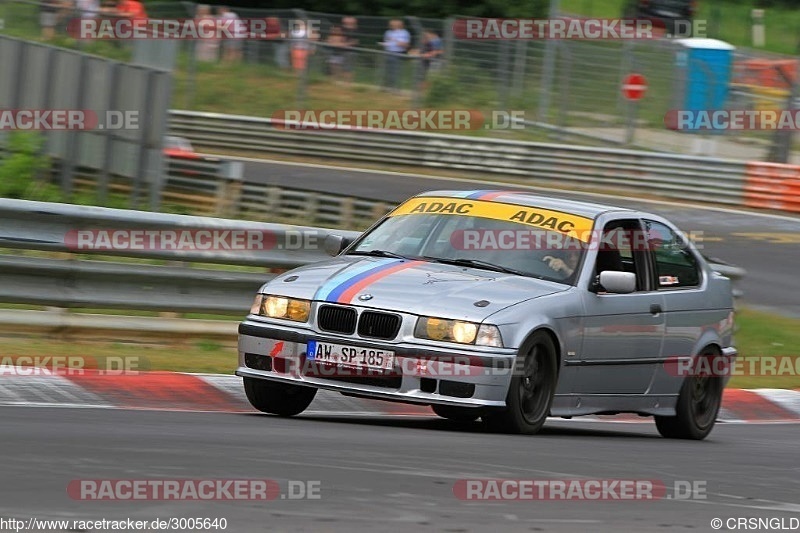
[622,73,648,145]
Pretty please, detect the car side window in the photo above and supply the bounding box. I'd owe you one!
[594,219,649,291]
[644,220,701,288]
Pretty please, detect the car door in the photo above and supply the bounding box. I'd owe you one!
[642,219,720,395]
[575,217,665,395]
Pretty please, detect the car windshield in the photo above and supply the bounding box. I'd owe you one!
[349,209,589,284]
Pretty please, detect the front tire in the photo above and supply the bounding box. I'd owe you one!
[431,404,481,422]
[244,377,317,416]
[655,348,723,440]
[482,331,557,435]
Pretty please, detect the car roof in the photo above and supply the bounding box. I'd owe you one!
[415,190,635,219]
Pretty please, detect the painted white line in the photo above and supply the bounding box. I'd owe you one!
[216,155,800,224]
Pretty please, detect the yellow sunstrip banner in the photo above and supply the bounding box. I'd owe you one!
[390,197,595,242]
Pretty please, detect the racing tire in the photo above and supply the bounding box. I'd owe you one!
[244,377,317,417]
[482,331,557,435]
[431,404,481,422]
[654,348,723,440]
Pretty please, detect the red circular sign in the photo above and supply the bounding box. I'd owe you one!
[622,73,647,101]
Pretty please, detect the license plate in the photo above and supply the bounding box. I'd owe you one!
[306,341,395,371]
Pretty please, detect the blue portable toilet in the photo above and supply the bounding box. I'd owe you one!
[673,38,735,132]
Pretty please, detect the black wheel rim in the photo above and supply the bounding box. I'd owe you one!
[518,344,551,424]
[691,375,720,429]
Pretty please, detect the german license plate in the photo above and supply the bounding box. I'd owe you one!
[306,341,395,371]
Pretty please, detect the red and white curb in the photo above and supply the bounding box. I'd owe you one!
[0,370,799,423]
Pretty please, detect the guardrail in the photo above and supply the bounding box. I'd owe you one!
[168,110,752,208]
[0,199,744,317]
[0,198,359,314]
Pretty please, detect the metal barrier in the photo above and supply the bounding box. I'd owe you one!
[0,198,360,314]
[169,109,750,206]
[743,162,800,213]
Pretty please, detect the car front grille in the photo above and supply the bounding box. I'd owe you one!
[357,311,401,340]
[317,305,357,335]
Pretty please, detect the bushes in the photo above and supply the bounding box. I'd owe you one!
[0,132,58,201]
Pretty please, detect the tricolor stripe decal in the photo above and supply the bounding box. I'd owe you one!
[315,259,425,303]
[314,259,398,302]
[335,260,425,303]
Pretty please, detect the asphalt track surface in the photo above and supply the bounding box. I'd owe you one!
[2,158,799,533]
[238,158,800,317]
[0,406,798,532]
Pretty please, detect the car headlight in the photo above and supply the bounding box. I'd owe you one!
[414,317,503,347]
[251,294,311,322]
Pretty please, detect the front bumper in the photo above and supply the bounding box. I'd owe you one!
[236,319,518,407]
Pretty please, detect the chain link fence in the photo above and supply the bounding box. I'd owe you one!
[0,0,798,162]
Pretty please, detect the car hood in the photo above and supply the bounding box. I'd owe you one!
[264,256,569,322]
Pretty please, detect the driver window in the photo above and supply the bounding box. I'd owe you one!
[594,220,648,291]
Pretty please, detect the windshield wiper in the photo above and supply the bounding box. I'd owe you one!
[420,256,528,276]
[348,249,408,259]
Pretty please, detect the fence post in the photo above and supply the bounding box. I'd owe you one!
[538,0,560,121]
[511,39,527,98]
[99,62,120,205]
[59,53,89,199]
[293,8,308,109]
[215,161,244,217]
[766,58,800,163]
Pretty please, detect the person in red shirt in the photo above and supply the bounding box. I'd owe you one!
[116,0,146,19]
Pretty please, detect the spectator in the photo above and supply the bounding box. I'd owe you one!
[77,0,101,19]
[420,30,443,77]
[115,0,146,19]
[40,0,60,40]
[266,17,289,70]
[218,6,242,62]
[380,19,410,91]
[290,19,311,74]
[194,4,218,62]
[325,25,347,79]
[341,16,359,83]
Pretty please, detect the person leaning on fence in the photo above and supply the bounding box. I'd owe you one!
[419,29,443,88]
[380,19,410,91]
[325,26,347,80]
[194,4,218,62]
[266,17,289,70]
[341,16,359,83]
[218,6,242,63]
[290,20,313,74]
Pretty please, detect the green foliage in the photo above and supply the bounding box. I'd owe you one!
[0,132,54,200]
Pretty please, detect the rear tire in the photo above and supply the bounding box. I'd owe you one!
[244,377,317,417]
[431,404,481,422]
[482,331,557,435]
[655,348,723,440]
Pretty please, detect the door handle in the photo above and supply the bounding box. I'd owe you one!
[650,304,663,315]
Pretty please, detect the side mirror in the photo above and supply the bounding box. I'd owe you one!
[323,234,353,256]
[597,271,637,294]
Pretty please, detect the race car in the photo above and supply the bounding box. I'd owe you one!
[237,190,737,439]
